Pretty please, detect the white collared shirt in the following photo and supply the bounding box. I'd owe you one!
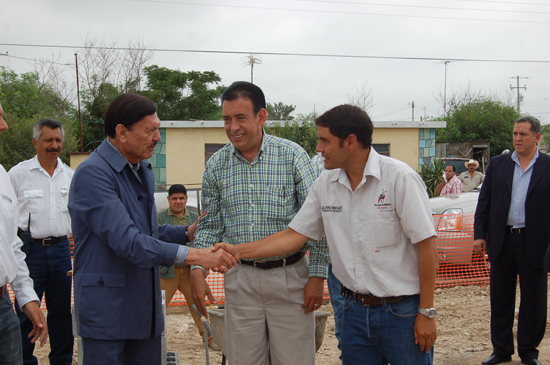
[0,164,39,306]
[289,149,436,297]
[8,155,74,238]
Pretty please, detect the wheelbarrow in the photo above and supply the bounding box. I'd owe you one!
[206,308,331,364]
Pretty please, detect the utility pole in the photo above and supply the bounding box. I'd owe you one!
[510,75,528,112]
[75,53,83,152]
[241,55,262,84]
[411,100,415,121]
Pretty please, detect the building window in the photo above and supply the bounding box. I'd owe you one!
[205,144,226,164]
[373,144,390,156]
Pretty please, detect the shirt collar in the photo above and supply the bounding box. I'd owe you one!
[106,138,141,172]
[30,155,64,174]
[167,207,189,218]
[333,148,379,189]
[511,148,539,167]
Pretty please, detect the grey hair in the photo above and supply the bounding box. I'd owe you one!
[515,115,541,135]
[32,118,64,141]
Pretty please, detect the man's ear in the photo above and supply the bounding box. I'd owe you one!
[257,108,267,127]
[32,138,38,151]
[346,134,358,150]
[115,124,127,143]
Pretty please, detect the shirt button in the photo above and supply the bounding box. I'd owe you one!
[251,204,255,208]
[250,223,255,228]
[98,280,104,286]
[249,184,253,189]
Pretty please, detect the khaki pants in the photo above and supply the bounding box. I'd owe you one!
[161,266,214,345]
[224,256,315,365]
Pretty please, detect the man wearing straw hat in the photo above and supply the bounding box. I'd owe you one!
[458,159,485,192]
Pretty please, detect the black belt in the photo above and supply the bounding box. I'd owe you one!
[507,226,525,235]
[342,286,413,307]
[0,286,7,299]
[31,236,67,246]
[241,251,305,270]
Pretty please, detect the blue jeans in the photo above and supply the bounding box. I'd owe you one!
[327,263,344,360]
[15,238,74,365]
[342,294,433,365]
[0,294,23,364]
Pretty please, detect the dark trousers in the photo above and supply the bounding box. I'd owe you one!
[489,231,547,361]
[81,336,162,365]
[15,238,74,365]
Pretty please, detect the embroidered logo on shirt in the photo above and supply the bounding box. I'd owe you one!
[1,194,12,204]
[322,205,342,213]
[377,190,387,203]
[374,189,392,210]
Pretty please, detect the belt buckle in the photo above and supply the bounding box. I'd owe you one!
[253,260,266,268]
[360,293,373,307]
[42,238,53,246]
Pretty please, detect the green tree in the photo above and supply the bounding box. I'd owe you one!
[434,97,520,156]
[266,102,296,120]
[268,112,319,156]
[0,67,73,120]
[141,65,225,121]
[0,67,78,169]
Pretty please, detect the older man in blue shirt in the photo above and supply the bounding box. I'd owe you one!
[69,94,236,365]
[474,116,550,365]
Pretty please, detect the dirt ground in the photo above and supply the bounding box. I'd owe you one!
[34,283,550,364]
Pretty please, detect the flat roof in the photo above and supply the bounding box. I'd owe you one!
[160,120,447,129]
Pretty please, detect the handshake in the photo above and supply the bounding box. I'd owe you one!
[183,243,241,273]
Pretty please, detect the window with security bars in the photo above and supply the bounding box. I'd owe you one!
[373,144,390,156]
[205,144,226,165]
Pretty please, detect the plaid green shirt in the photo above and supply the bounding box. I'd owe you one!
[194,132,330,278]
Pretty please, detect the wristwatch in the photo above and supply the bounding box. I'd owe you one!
[418,307,437,319]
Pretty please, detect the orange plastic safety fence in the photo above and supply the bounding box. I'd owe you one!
[433,213,490,288]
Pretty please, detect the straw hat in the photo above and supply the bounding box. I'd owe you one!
[465,159,479,168]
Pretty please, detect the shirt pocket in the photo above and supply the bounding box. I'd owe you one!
[23,189,44,213]
[60,187,69,212]
[372,211,399,249]
[266,185,293,220]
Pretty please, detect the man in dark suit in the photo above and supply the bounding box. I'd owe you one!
[474,115,550,365]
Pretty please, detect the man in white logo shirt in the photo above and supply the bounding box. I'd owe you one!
[0,102,48,364]
[9,118,74,364]
[216,104,438,365]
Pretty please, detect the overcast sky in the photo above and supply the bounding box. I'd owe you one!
[2,0,549,124]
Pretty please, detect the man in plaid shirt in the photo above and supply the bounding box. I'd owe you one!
[191,81,330,365]
[435,165,463,196]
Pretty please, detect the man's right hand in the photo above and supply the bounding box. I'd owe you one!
[473,239,486,255]
[191,268,214,317]
[184,246,237,272]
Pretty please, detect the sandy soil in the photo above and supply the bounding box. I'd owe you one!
[34,283,550,364]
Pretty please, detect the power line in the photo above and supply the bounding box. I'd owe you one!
[0,52,72,66]
[2,43,549,64]
[129,0,550,24]
[293,0,550,15]
[453,0,550,6]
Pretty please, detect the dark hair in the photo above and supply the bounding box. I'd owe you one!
[447,165,456,172]
[515,115,541,135]
[315,104,373,149]
[33,118,64,141]
[168,184,187,196]
[104,94,157,138]
[221,81,266,115]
